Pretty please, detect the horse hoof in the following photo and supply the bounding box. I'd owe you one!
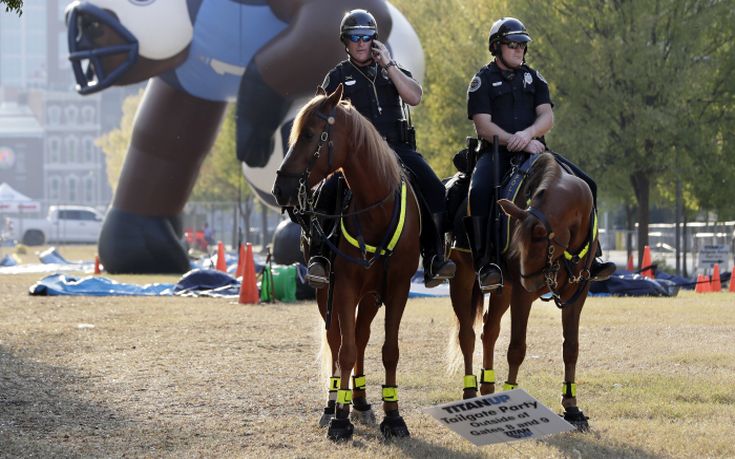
[562,406,590,432]
[350,406,376,425]
[379,412,410,440]
[326,417,354,442]
[318,407,335,428]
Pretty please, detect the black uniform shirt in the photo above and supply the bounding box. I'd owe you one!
[322,59,412,142]
[467,61,552,136]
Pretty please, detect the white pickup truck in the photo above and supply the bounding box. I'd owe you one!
[2,205,104,246]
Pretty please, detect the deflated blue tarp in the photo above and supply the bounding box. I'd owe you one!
[29,273,175,296]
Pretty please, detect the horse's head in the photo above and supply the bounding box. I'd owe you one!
[65,0,192,94]
[499,153,594,294]
[272,84,349,208]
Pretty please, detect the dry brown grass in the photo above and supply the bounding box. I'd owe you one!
[1,249,734,458]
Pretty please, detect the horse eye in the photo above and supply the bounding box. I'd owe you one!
[302,130,314,141]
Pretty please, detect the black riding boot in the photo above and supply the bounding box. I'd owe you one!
[466,216,502,292]
[590,242,616,281]
[423,213,456,288]
[305,221,332,289]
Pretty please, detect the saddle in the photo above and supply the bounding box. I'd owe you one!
[446,149,573,252]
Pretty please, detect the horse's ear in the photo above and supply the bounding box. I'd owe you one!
[498,199,527,221]
[326,83,344,105]
[316,85,326,96]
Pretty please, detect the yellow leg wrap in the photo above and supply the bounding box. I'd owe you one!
[337,389,352,405]
[563,381,577,398]
[328,377,340,391]
[382,385,398,402]
[464,375,478,390]
[352,374,366,391]
[480,368,495,384]
[503,382,518,391]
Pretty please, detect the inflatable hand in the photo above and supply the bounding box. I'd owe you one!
[99,209,190,274]
[236,66,291,168]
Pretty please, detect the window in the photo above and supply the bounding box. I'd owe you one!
[66,176,78,202]
[85,177,95,203]
[81,106,95,124]
[64,136,78,162]
[64,105,79,125]
[48,137,61,163]
[49,176,61,201]
[48,106,61,126]
[83,137,95,162]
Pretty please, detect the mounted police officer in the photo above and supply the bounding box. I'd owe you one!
[466,17,615,293]
[306,9,455,289]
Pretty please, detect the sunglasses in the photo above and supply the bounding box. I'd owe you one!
[348,34,376,43]
[502,41,527,50]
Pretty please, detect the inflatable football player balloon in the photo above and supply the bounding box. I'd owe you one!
[65,0,424,273]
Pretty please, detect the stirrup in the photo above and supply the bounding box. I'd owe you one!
[424,256,456,288]
[478,263,503,293]
[306,256,331,289]
[590,258,616,282]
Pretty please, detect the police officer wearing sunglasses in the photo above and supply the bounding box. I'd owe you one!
[466,17,615,292]
[304,9,455,289]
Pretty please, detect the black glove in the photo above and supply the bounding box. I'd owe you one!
[236,65,291,167]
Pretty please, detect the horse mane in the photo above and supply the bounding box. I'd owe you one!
[508,152,561,260]
[290,95,401,185]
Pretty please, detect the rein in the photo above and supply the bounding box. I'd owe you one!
[520,207,597,309]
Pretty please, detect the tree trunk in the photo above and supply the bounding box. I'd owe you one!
[625,204,635,265]
[630,171,650,267]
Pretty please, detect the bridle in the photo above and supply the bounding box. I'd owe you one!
[275,104,337,216]
[519,206,597,309]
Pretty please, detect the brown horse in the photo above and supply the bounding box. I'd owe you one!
[449,152,597,430]
[272,85,420,441]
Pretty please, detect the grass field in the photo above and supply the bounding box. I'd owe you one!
[1,245,734,457]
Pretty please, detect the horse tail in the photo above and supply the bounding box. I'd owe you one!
[446,276,484,374]
[318,327,333,381]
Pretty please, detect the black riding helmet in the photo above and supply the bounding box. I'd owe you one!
[488,17,532,55]
[339,9,378,42]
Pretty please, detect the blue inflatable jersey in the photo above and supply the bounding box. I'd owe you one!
[162,0,287,101]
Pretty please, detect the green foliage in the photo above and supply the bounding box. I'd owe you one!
[391,0,510,178]
[190,104,251,202]
[96,89,144,193]
[1,0,22,15]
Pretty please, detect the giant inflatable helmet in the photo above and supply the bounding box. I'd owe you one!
[66,0,192,94]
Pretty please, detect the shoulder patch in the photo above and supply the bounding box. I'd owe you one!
[468,75,482,93]
[536,70,547,84]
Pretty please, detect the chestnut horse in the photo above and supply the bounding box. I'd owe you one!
[449,152,597,430]
[272,85,420,441]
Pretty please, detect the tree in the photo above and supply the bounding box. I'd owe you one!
[96,89,144,192]
[516,0,735,262]
[1,0,22,15]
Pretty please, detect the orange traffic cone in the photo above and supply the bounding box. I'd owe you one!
[216,241,227,272]
[729,272,735,293]
[94,255,101,275]
[711,264,722,292]
[627,253,634,271]
[695,275,705,293]
[702,275,711,293]
[239,243,259,304]
[235,243,246,278]
[640,245,654,279]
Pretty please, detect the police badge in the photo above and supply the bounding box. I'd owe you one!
[468,75,482,93]
[523,72,533,87]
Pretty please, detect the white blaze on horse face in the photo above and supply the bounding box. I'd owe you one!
[86,0,193,60]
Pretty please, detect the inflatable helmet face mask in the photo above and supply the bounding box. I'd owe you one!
[339,9,378,44]
[66,0,193,95]
[488,17,531,56]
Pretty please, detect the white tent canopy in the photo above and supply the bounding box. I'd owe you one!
[0,182,41,213]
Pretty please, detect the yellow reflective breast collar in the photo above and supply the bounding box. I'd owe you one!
[563,211,598,261]
[340,182,407,255]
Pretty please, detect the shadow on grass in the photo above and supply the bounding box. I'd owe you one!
[0,345,130,457]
